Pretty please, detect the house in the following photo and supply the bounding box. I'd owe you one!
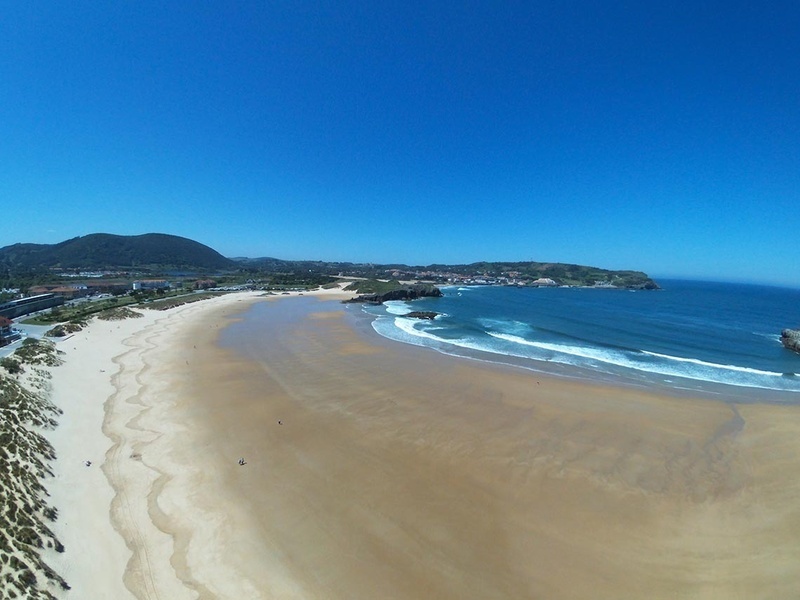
[28,284,90,300]
[132,280,170,291]
[0,316,21,347]
[531,278,557,287]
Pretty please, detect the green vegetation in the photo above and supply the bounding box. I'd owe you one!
[24,296,139,325]
[0,373,69,597]
[1,232,659,294]
[0,233,232,271]
[44,322,86,338]
[422,261,658,288]
[1,357,23,374]
[13,339,63,367]
[344,279,404,294]
[96,307,144,321]
[141,292,227,311]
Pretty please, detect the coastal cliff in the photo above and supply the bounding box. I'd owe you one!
[781,329,800,353]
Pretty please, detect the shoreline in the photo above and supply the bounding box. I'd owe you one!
[362,292,800,404]
[354,301,800,405]
[5,285,800,597]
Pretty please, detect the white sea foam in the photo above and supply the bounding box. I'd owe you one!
[368,283,800,394]
[391,317,444,342]
[641,350,784,377]
[479,319,531,335]
[489,333,631,367]
[386,317,510,355]
[383,301,413,316]
[753,332,783,343]
[487,333,794,389]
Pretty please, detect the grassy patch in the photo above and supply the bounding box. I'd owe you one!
[23,296,138,325]
[343,279,403,294]
[12,339,62,367]
[141,292,228,311]
[96,307,144,321]
[0,357,23,374]
[0,374,69,595]
[44,321,86,338]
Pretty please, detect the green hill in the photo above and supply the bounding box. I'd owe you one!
[0,233,234,271]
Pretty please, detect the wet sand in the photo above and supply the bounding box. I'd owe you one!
[43,291,800,598]
[103,295,800,599]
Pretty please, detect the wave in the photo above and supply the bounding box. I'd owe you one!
[392,317,484,350]
[640,350,785,377]
[366,285,800,394]
[383,300,413,316]
[385,323,800,391]
[490,334,798,390]
[753,332,783,343]
[489,333,630,365]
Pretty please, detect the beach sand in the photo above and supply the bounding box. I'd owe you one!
[40,289,800,598]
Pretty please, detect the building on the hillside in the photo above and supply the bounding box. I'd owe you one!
[531,278,557,287]
[0,316,21,347]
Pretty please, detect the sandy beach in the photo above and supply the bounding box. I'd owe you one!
[28,288,800,598]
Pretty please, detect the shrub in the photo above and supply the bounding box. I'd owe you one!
[1,357,23,374]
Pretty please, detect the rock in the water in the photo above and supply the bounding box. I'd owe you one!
[404,311,439,320]
[343,284,442,305]
[781,328,800,353]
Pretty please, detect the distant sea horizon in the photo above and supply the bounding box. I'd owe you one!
[359,279,800,402]
[649,274,800,293]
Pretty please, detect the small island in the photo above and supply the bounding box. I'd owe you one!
[404,311,439,320]
[342,282,443,305]
[781,328,800,353]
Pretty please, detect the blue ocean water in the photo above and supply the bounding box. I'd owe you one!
[363,280,800,399]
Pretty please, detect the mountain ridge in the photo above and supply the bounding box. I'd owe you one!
[0,233,659,289]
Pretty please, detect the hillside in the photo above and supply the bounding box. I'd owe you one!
[0,233,234,271]
[0,233,659,290]
[235,257,659,289]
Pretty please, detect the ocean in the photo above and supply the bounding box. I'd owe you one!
[362,280,800,401]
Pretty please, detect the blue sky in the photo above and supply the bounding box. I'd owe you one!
[2,2,799,287]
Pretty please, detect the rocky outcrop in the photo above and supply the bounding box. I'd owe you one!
[781,329,800,353]
[404,311,439,320]
[343,284,443,305]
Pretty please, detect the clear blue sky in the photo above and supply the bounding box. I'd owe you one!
[2,2,799,287]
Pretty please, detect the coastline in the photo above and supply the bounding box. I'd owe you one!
[368,283,800,403]
[8,286,800,597]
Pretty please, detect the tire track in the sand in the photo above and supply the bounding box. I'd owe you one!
[104,320,166,599]
[103,307,215,599]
